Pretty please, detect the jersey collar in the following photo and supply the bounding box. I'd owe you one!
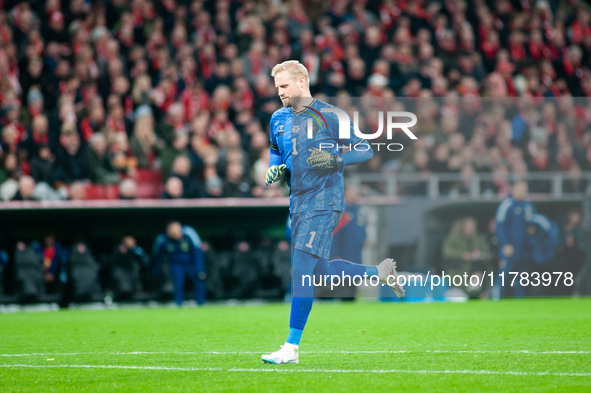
[291,99,317,116]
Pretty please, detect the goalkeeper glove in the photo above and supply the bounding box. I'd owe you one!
[307,148,344,169]
[265,164,286,186]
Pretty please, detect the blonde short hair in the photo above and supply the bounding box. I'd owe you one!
[271,60,309,87]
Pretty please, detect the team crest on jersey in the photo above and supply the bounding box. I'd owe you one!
[525,206,532,220]
[309,120,320,134]
[181,241,189,252]
[277,124,284,136]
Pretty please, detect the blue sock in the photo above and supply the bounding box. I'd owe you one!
[288,250,317,339]
[286,327,304,346]
[290,296,314,330]
[367,265,378,277]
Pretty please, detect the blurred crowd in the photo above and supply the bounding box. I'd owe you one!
[360,96,591,198]
[1,0,591,200]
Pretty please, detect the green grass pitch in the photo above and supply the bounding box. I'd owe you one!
[1,298,590,392]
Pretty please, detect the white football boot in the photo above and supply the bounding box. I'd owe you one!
[261,343,299,364]
[377,258,405,298]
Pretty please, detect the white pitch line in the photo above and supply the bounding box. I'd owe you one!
[0,364,590,377]
[205,350,591,355]
[1,350,590,357]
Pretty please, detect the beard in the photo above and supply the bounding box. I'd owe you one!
[287,95,303,108]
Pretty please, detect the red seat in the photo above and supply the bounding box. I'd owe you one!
[135,169,162,183]
[104,184,120,200]
[136,183,162,199]
[84,185,105,200]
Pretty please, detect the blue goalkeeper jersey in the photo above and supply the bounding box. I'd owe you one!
[269,99,372,214]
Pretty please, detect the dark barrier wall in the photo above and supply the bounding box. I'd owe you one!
[0,198,290,268]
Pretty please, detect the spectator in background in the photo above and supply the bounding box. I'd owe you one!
[33,234,67,294]
[110,236,147,299]
[188,134,206,177]
[68,181,86,201]
[563,163,586,194]
[204,167,223,198]
[223,161,252,198]
[20,115,50,159]
[79,99,105,142]
[109,132,137,178]
[400,149,430,196]
[169,156,205,198]
[54,126,90,184]
[442,217,491,296]
[130,106,162,169]
[1,124,20,154]
[119,178,138,200]
[87,133,119,184]
[527,214,560,265]
[0,167,19,201]
[20,88,47,130]
[162,176,184,199]
[494,181,537,298]
[11,175,36,201]
[30,145,54,185]
[0,152,19,185]
[157,103,187,144]
[152,221,206,306]
[160,133,189,181]
[1,0,591,203]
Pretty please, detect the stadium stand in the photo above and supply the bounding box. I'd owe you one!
[1,0,591,201]
[1,1,591,304]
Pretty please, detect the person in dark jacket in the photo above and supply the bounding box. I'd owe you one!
[494,181,537,298]
[169,156,205,198]
[33,234,67,294]
[526,214,560,267]
[222,161,253,197]
[30,145,54,184]
[53,130,91,183]
[87,133,120,184]
[111,236,147,298]
[152,221,206,305]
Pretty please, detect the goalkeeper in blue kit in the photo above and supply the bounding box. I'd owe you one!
[261,61,404,365]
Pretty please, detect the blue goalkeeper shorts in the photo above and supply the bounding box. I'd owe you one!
[292,210,341,259]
